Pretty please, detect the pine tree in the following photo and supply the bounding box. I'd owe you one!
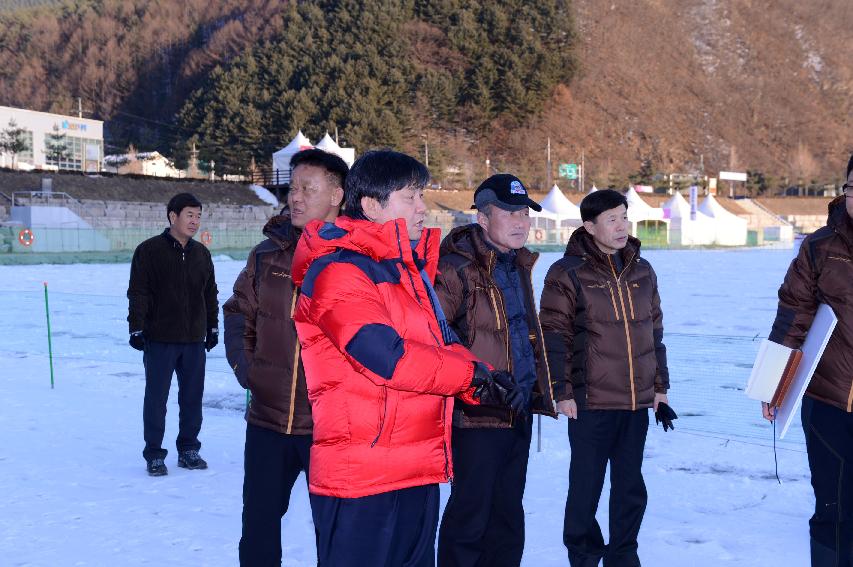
[1,119,29,169]
[628,158,655,187]
[44,123,70,166]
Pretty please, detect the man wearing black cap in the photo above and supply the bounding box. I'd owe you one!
[435,174,557,567]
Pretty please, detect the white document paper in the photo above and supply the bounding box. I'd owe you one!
[776,303,838,439]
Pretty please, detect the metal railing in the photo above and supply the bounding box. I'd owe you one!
[250,168,291,187]
[11,190,114,229]
[12,190,79,208]
[748,198,794,227]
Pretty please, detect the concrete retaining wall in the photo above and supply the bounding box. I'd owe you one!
[74,199,278,231]
[0,199,475,253]
[781,214,826,234]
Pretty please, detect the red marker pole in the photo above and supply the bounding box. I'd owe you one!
[43,282,55,389]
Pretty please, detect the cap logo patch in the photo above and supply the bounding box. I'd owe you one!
[510,180,526,195]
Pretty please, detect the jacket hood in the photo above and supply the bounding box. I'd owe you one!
[827,196,853,244]
[440,223,538,272]
[262,214,301,250]
[564,226,641,267]
[292,216,441,286]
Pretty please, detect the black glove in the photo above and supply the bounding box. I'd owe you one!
[492,371,526,415]
[129,331,145,351]
[511,387,530,417]
[205,328,219,352]
[470,361,492,388]
[471,362,509,406]
[471,363,520,410]
[654,401,678,432]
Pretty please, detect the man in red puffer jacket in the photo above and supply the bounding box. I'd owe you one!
[292,150,521,567]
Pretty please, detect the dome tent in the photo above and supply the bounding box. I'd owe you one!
[624,186,669,245]
[536,184,582,222]
[314,132,356,167]
[699,194,748,246]
[624,186,665,222]
[529,184,582,244]
[662,191,716,246]
[272,131,313,176]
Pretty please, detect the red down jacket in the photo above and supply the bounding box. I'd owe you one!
[292,216,480,498]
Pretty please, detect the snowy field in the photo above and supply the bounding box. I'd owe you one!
[0,246,815,566]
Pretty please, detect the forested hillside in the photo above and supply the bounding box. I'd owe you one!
[0,0,574,185]
[0,0,851,190]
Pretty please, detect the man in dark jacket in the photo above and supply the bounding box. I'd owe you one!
[540,189,669,567]
[127,192,219,477]
[223,148,347,566]
[435,173,557,567]
[763,154,853,566]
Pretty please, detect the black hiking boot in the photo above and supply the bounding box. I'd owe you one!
[177,450,208,470]
[146,458,168,476]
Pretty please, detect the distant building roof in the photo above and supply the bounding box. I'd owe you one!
[104,151,171,165]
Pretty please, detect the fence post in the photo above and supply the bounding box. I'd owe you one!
[537,414,541,452]
[43,282,55,389]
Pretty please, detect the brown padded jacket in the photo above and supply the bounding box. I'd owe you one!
[434,224,557,428]
[539,228,669,410]
[222,215,312,435]
[769,197,853,412]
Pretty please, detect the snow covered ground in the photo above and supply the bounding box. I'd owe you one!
[0,246,814,566]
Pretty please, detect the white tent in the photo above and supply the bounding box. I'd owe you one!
[625,187,665,222]
[698,194,748,246]
[529,184,582,244]
[272,131,313,174]
[315,132,356,167]
[537,184,582,222]
[662,191,716,246]
[623,187,669,244]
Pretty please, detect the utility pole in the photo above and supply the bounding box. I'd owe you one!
[580,149,585,192]
[546,137,552,188]
[424,137,429,168]
[77,98,83,119]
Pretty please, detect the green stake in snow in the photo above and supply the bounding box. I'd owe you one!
[43,281,55,389]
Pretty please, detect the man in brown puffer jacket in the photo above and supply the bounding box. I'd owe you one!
[223,148,347,566]
[435,174,557,567]
[540,189,669,567]
[764,154,853,566]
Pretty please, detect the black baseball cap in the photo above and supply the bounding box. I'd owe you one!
[473,173,542,212]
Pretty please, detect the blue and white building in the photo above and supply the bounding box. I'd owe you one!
[0,105,104,172]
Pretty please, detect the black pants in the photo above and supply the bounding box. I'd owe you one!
[239,423,312,567]
[564,409,649,567]
[310,484,439,567]
[142,341,205,462]
[802,396,853,567]
[437,417,532,567]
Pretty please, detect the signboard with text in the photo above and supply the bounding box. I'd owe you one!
[559,163,578,180]
[689,185,698,221]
